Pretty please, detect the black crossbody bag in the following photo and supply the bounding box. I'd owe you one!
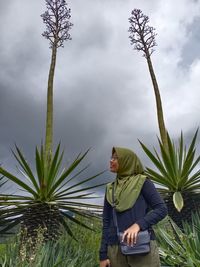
[112,185,150,255]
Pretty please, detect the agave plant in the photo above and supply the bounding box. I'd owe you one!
[0,218,100,267]
[0,144,104,242]
[155,214,200,267]
[140,129,200,226]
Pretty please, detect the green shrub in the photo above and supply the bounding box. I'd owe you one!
[155,214,200,267]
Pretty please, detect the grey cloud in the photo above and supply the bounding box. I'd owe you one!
[71,13,113,53]
[1,0,200,199]
[180,16,200,67]
[0,1,12,18]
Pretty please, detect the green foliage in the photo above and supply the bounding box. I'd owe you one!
[155,214,200,267]
[0,144,104,237]
[140,129,200,210]
[0,218,101,267]
[0,244,6,257]
[0,176,8,237]
[0,176,7,191]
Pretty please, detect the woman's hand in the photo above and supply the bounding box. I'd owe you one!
[100,259,111,267]
[122,223,140,246]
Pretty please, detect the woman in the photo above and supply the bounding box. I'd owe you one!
[99,147,168,267]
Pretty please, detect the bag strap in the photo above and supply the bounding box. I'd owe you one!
[112,185,120,236]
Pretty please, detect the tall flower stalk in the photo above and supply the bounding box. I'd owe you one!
[128,9,168,151]
[41,0,73,165]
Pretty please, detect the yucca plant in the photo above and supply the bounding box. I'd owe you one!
[0,216,100,267]
[156,214,200,267]
[0,144,104,242]
[140,129,200,227]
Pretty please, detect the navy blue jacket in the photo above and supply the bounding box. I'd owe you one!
[99,178,168,261]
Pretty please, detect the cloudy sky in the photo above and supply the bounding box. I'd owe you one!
[1,0,200,200]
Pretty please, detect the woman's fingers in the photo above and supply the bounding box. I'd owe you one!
[122,223,140,245]
[122,231,127,242]
[127,232,138,246]
[122,230,139,246]
[100,259,110,267]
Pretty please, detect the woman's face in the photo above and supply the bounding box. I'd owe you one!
[110,152,119,173]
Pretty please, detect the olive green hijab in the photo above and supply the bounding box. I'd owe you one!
[106,147,146,212]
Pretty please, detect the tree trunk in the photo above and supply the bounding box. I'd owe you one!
[146,51,168,151]
[45,44,57,165]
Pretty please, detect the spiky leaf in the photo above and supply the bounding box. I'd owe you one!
[173,191,184,212]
